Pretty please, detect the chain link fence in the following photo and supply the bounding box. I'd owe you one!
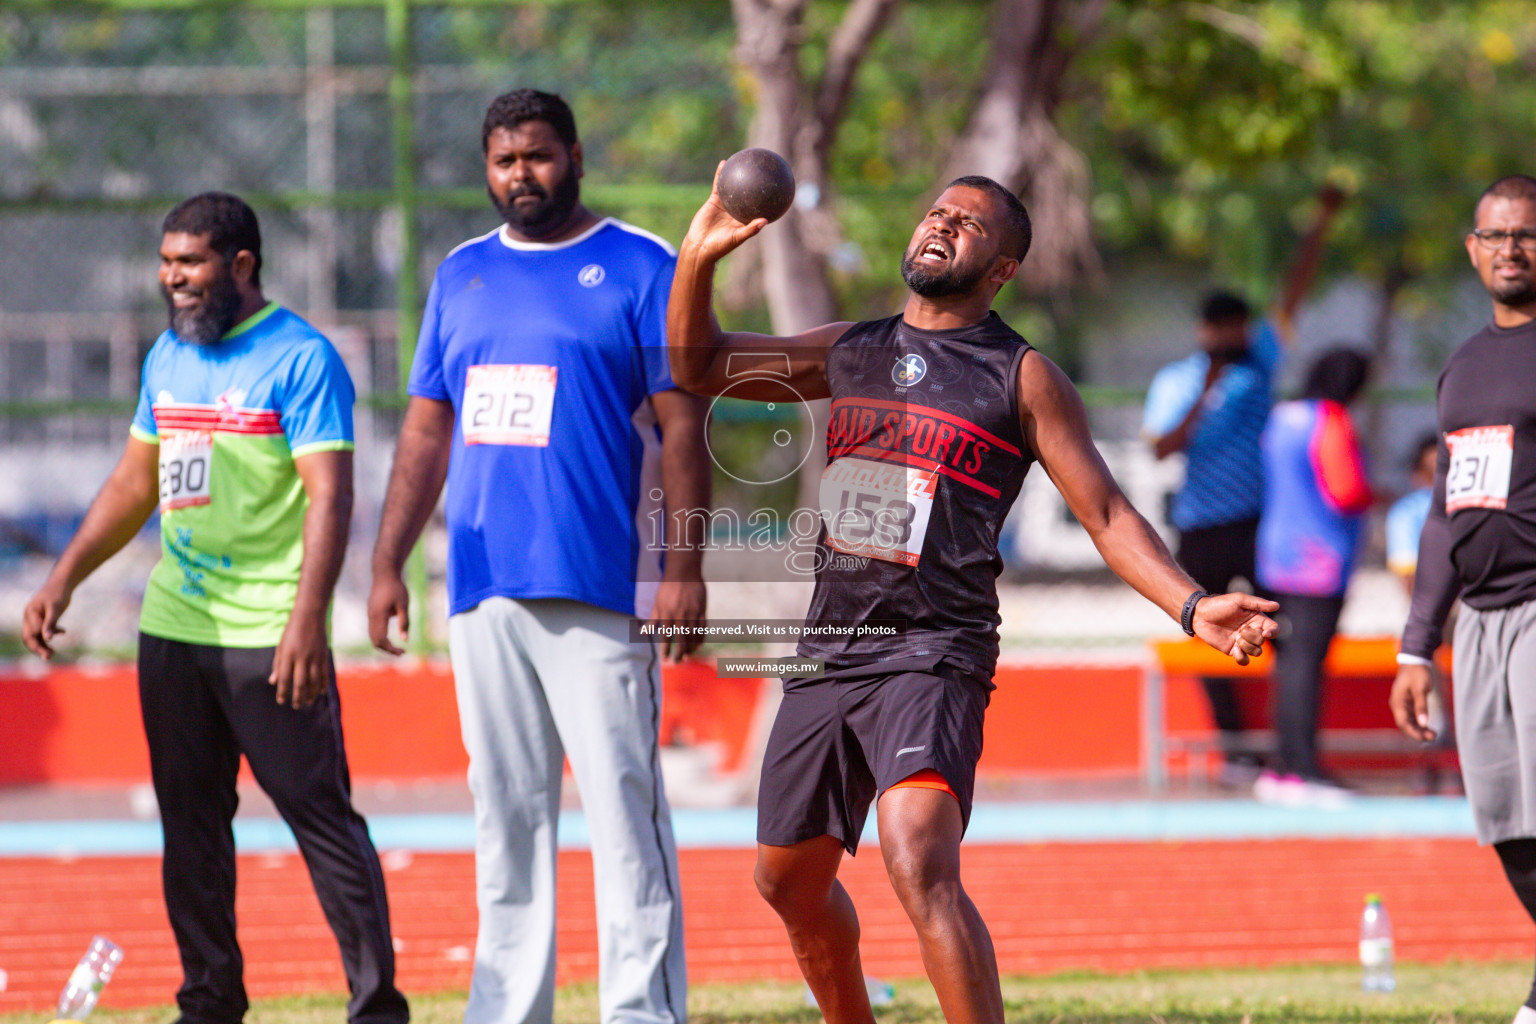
[0,1,743,653]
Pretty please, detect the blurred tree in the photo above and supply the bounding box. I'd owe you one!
[938,0,1107,299]
[728,0,899,334]
[1081,0,1536,333]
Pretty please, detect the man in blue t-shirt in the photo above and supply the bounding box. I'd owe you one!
[369,90,708,1024]
[1142,186,1344,785]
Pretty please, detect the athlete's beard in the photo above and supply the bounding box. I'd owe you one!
[489,166,581,239]
[1488,274,1536,308]
[162,271,242,346]
[900,246,990,299]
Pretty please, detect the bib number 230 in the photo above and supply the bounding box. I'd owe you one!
[159,431,213,511]
[463,364,558,447]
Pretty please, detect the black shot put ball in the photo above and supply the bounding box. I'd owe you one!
[717,148,796,225]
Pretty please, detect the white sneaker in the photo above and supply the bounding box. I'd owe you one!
[1253,770,1305,807]
[1295,776,1353,810]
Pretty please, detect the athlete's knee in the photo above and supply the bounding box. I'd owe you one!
[755,855,826,918]
[753,857,797,911]
[883,837,962,920]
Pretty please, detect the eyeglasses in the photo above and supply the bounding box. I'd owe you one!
[1471,228,1536,252]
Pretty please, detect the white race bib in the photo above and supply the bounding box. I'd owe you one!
[819,457,937,566]
[159,431,213,511]
[1445,425,1514,513]
[463,364,558,447]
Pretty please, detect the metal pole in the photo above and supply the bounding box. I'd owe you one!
[387,0,429,653]
[304,6,339,320]
[1143,651,1168,794]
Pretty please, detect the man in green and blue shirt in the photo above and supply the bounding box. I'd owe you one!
[23,193,407,1024]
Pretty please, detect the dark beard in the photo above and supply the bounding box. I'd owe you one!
[1490,277,1536,308]
[163,273,242,346]
[489,167,581,239]
[900,250,989,298]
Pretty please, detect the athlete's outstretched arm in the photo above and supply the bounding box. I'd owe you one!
[22,436,159,659]
[1018,351,1278,663]
[668,165,848,401]
[368,396,454,655]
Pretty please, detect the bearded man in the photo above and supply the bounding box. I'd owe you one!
[22,191,409,1024]
[367,89,709,1024]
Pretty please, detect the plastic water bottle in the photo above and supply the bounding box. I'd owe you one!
[55,937,124,1020]
[1359,894,1395,992]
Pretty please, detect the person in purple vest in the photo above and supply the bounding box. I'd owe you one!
[1253,347,1373,807]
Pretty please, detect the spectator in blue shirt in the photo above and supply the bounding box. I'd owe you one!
[1386,432,1440,592]
[1142,185,1344,786]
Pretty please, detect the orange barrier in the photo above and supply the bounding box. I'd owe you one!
[0,642,1437,786]
[0,659,1149,785]
[0,662,470,785]
[1151,635,1418,679]
[1146,636,1453,788]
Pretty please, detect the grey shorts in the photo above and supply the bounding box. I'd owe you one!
[1455,600,1536,844]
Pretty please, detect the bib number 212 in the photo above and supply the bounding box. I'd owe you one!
[463,364,558,447]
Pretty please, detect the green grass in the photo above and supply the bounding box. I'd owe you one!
[6,963,1530,1024]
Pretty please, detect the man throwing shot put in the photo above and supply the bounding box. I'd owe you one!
[1393,173,1536,1024]
[669,170,1278,1024]
[22,192,408,1024]
[368,89,707,1024]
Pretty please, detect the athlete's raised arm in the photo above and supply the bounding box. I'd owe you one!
[668,165,850,401]
[1018,349,1279,664]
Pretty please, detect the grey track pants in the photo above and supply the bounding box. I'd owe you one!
[448,597,685,1024]
[1456,600,1536,846]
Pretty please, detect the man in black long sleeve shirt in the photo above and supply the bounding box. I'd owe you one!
[1393,174,1536,1024]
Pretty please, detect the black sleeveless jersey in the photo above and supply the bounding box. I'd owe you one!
[798,311,1035,674]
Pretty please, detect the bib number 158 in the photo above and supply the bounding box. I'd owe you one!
[819,457,937,566]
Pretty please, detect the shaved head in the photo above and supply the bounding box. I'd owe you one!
[1476,174,1536,220]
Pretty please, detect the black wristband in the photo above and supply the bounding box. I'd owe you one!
[1181,590,1209,637]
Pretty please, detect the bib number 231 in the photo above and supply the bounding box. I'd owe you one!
[1445,424,1514,513]
[159,431,213,511]
[464,364,557,447]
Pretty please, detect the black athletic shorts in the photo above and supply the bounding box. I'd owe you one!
[756,656,990,855]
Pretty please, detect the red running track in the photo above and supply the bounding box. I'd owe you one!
[0,839,1530,1012]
